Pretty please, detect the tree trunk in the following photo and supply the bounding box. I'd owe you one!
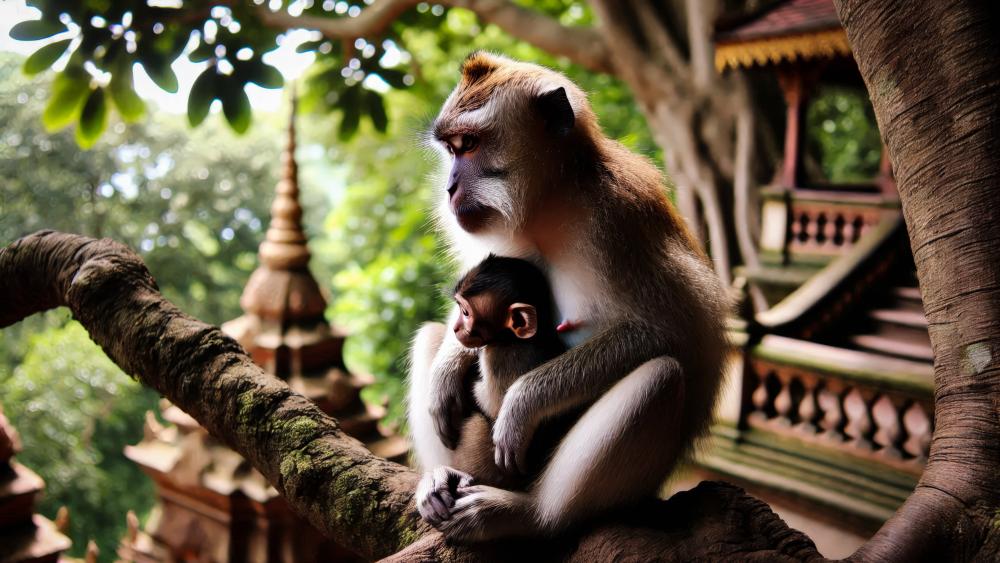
[833,1,1000,561]
[0,231,825,561]
[588,0,749,283]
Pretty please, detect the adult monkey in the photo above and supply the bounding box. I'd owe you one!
[408,52,728,542]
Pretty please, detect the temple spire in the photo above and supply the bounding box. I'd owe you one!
[239,91,327,323]
[259,93,310,271]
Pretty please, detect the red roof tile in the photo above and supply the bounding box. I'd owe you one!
[717,0,842,43]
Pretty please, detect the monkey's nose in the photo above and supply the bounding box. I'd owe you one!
[447,182,458,198]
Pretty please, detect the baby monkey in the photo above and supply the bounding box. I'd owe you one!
[446,255,572,492]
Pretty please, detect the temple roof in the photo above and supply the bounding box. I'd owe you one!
[0,404,72,562]
[715,0,850,71]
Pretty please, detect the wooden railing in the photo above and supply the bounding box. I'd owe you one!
[759,188,900,264]
[756,213,906,340]
[746,335,933,474]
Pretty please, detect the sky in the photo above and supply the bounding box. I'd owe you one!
[0,0,317,114]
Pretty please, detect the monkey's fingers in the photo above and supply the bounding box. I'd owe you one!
[419,493,449,525]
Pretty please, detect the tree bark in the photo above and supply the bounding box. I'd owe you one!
[0,231,824,561]
[833,1,1000,561]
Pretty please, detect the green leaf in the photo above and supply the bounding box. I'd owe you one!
[76,87,108,149]
[189,40,215,63]
[9,19,67,41]
[295,39,325,53]
[231,59,283,89]
[141,55,179,93]
[376,68,408,89]
[365,90,388,133]
[249,63,283,89]
[187,67,217,127]
[42,66,90,131]
[23,39,71,75]
[110,55,146,122]
[220,79,251,134]
[338,85,362,140]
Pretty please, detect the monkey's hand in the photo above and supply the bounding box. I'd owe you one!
[492,381,539,475]
[416,466,473,527]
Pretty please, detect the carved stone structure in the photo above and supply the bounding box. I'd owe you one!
[703,0,932,542]
[120,100,407,562]
[0,403,71,563]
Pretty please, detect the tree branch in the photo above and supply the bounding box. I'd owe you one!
[0,231,426,561]
[0,231,825,561]
[257,0,614,74]
[257,0,418,42]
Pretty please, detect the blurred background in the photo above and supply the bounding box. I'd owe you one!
[0,0,895,560]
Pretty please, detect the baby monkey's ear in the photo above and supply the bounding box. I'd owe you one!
[505,303,538,339]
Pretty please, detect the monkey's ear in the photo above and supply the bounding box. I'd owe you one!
[506,303,538,339]
[535,87,575,136]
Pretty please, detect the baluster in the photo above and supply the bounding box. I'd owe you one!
[851,216,865,243]
[790,212,803,243]
[773,371,794,426]
[872,395,906,458]
[804,211,818,247]
[903,401,933,462]
[833,214,846,246]
[818,381,847,442]
[844,388,877,451]
[841,215,856,246]
[815,213,828,245]
[748,370,771,423]
[797,211,812,243]
[823,213,838,250]
[796,375,821,435]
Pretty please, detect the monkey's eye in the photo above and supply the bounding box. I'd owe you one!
[461,308,469,317]
[447,134,479,156]
[460,134,478,153]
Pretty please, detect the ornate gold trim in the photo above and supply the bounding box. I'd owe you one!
[715,28,851,71]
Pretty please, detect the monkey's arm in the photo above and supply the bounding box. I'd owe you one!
[493,320,668,473]
[428,309,480,449]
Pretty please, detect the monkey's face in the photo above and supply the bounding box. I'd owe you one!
[438,130,499,233]
[453,293,498,348]
[431,52,582,236]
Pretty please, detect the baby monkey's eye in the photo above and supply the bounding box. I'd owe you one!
[462,308,469,317]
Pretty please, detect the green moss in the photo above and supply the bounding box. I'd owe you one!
[394,515,423,547]
[279,416,320,444]
[280,450,313,481]
[237,389,258,427]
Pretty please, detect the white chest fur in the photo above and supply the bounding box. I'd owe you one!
[547,254,603,347]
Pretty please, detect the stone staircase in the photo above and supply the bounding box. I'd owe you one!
[848,282,932,363]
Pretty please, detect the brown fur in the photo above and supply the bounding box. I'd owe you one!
[412,52,730,542]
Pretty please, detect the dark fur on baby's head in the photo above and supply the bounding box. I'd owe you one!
[454,254,556,331]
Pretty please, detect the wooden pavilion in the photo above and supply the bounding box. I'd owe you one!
[701,0,932,543]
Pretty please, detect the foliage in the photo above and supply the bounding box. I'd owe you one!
[805,85,883,184]
[11,1,660,158]
[0,321,160,558]
[0,52,291,325]
[10,0,419,143]
[0,51,304,557]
